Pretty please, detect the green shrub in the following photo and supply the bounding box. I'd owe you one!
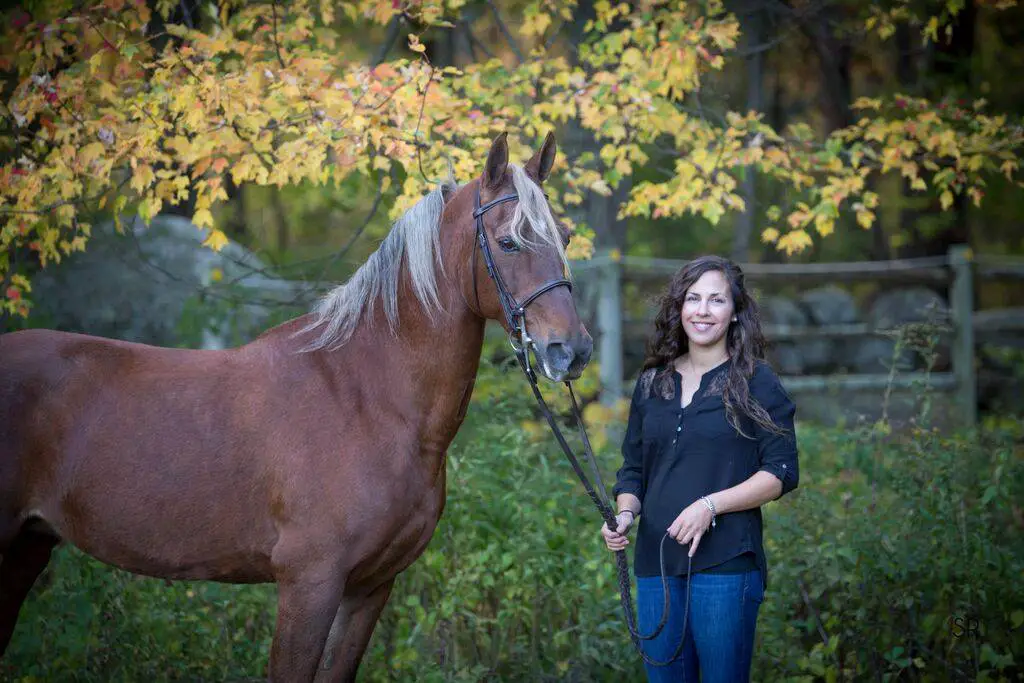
[756,419,1024,682]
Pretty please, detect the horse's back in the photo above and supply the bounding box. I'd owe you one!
[0,329,280,579]
[0,329,197,508]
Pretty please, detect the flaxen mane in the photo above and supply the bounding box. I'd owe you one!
[300,164,568,351]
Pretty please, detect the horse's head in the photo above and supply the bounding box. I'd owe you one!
[459,132,593,382]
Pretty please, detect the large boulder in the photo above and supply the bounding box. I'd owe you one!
[797,286,860,373]
[799,285,859,326]
[760,295,806,327]
[797,286,859,373]
[855,287,952,372]
[850,337,916,374]
[759,295,811,375]
[866,287,950,329]
[30,214,306,348]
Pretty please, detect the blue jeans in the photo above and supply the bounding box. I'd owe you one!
[636,570,763,683]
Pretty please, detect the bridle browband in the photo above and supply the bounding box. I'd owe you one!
[472,185,572,382]
[470,181,691,667]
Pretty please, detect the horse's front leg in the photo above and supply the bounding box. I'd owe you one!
[269,565,346,683]
[314,579,395,683]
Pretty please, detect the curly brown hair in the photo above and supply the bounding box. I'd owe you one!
[641,255,784,437]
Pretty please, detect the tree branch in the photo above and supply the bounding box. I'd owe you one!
[414,66,438,184]
[271,0,287,69]
[178,0,194,29]
[287,172,387,305]
[463,21,495,60]
[485,0,524,63]
[372,15,405,66]
[542,20,565,53]
[797,578,831,648]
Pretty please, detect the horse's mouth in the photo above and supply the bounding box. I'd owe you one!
[533,341,591,382]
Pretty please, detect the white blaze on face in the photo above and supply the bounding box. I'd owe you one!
[680,270,736,350]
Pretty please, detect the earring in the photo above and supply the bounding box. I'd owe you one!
[731,316,737,322]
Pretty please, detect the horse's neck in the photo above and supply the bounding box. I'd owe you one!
[316,270,486,468]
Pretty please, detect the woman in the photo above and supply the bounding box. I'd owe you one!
[601,255,799,682]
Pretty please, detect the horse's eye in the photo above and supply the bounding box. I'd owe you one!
[497,236,520,253]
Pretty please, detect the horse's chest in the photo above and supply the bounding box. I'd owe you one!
[344,466,446,585]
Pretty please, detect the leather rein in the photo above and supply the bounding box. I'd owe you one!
[472,185,691,666]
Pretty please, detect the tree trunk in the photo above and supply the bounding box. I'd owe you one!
[732,3,765,263]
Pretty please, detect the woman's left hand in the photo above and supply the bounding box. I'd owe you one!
[667,501,713,557]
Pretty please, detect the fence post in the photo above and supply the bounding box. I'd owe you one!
[949,244,977,428]
[597,249,623,406]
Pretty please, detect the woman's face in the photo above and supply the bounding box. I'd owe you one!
[680,269,735,350]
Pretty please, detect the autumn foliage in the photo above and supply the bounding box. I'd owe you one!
[1,0,1022,314]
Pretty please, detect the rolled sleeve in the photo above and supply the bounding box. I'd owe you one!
[612,379,645,501]
[754,376,799,499]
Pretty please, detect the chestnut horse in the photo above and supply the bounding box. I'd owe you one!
[0,132,592,681]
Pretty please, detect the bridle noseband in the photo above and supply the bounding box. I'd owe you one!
[472,185,572,382]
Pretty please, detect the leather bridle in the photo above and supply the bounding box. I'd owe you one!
[472,184,572,382]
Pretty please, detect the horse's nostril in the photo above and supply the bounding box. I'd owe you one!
[546,342,573,368]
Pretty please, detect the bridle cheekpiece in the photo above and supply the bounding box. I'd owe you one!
[472,184,572,382]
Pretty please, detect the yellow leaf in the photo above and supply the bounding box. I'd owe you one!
[777,229,813,255]
[131,164,155,193]
[193,208,215,229]
[940,190,954,210]
[1001,159,1018,180]
[78,142,106,167]
[852,97,882,110]
[565,235,594,261]
[814,214,834,237]
[407,34,426,53]
[856,210,875,229]
[761,227,780,244]
[202,229,229,252]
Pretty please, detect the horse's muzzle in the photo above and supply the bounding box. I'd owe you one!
[534,333,593,382]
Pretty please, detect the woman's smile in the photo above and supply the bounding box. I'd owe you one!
[690,321,715,333]
[680,270,735,347]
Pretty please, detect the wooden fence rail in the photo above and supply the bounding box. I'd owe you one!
[575,245,1024,427]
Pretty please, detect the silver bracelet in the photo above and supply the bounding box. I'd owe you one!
[700,495,717,528]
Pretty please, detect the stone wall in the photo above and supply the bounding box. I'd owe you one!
[761,284,952,376]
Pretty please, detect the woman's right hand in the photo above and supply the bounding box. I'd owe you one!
[601,511,636,551]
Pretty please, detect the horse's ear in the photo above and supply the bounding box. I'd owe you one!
[483,132,509,189]
[525,132,557,184]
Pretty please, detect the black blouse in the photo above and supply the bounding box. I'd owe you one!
[612,359,799,589]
